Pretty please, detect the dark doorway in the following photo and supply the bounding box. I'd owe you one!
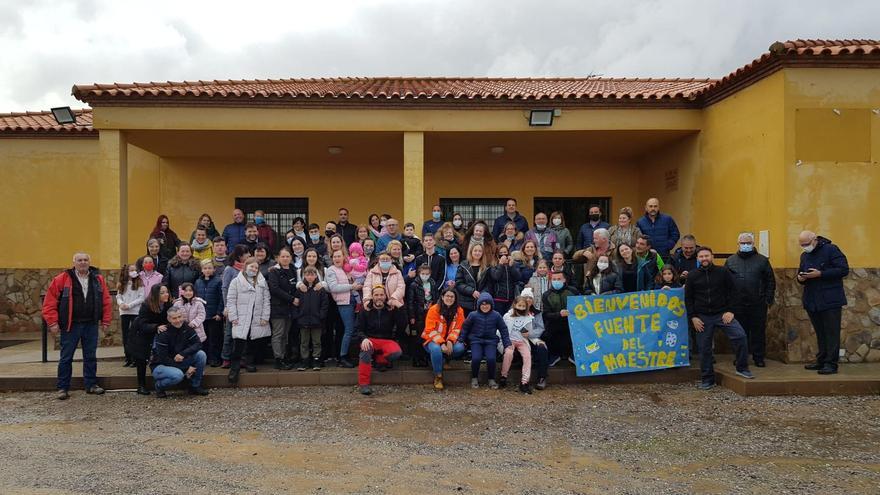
[533,197,611,238]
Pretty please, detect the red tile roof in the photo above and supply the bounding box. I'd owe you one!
[697,39,880,102]
[71,77,714,105]
[4,39,880,135]
[0,110,95,137]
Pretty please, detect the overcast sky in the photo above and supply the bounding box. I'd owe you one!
[0,0,876,111]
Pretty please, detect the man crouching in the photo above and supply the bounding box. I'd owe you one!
[150,307,209,398]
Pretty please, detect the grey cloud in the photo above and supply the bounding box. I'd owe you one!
[2,0,879,111]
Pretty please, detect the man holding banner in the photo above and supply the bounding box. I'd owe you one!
[685,247,754,389]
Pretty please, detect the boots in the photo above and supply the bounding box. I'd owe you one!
[433,375,444,391]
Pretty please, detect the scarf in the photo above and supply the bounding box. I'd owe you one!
[191,238,211,251]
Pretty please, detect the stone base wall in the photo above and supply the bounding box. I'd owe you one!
[769,268,880,363]
[0,268,121,348]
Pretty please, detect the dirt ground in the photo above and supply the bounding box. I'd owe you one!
[0,383,878,494]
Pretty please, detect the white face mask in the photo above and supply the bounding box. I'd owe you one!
[419,274,431,282]
[453,220,462,228]
[802,244,815,253]
[552,218,562,227]
[597,261,609,271]
[245,268,258,277]
[129,271,139,279]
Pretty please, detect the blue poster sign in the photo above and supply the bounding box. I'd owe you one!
[567,288,690,377]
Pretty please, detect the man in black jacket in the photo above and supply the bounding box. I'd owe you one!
[355,287,408,395]
[685,247,754,389]
[797,231,849,374]
[335,208,358,247]
[725,233,776,367]
[411,233,447,286]
[150,307,208,398]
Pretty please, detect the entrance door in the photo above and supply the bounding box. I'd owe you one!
[533,197,611,235]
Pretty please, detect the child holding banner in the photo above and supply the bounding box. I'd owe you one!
[500,296,534,394]
[460,293,511,389]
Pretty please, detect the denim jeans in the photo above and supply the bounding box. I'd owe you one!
[695,313,749,384]
[337,304,355,359]
[57,322,99,391]
[221,319,233,360]
[152,350,207,390]
[424,341,465,374]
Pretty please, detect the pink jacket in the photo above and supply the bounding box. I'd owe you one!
[348,243,369,278]
[173,297,207,342]
[325,265,354,305]
[362,264,405,308]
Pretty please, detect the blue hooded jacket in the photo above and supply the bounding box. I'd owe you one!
[798,236,849,312]
[459,293,511,347]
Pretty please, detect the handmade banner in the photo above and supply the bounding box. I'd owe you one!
[568,288,689,377]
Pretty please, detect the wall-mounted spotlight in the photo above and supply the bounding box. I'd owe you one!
[50,107,77,125]
[528,109,555,126]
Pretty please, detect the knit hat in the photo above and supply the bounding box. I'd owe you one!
[520,287,535,300]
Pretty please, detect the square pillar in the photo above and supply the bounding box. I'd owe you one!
[97,130,128,269]
[403,131,425,226]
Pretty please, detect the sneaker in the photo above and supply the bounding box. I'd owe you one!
[498,376,508,389]
[488,379,499,390]
[338,358,355,369]
[155,388,168,398]
[804,363,822,370]
[209,360,221,368]
[227,369,240,384]
[567,357,576,365]
[548,356,561,368]
[735,370,755,379]
[433,375,444,391]
[817,367,838,375]
[221,360,231,369]
[754,360,766,368]
[297,361,308,372]
[313,360,323,371]
[535,377,547,390]
[698,382,715,391]
[122,360,133,368]
[282,360,296,370]
[359,385,372,395]
[188,387,210,396]
[471,378,479,389]
[136,386,150,396]
[245,365,257,373]
[518,383,532,394]
[56,389,69,401]
[86,385,105,395]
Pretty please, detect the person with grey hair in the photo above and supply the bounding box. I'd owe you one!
[797,230,849,374]
[42,252,112,400]
[149,306,209,398]
[724,232,776,367]
[571,227,616,291]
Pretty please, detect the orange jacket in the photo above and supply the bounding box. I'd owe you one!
[421,303,465,345]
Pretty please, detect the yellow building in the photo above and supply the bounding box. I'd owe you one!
[1,39,879,361]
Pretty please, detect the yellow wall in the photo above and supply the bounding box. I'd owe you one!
[127,144,161,261]
[784,68,880,268]
[671,72,787,263]
[155,156,403,246]
[636,133,700,239]
[0,138,102,268]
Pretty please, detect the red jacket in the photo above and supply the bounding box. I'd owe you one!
[42,268,112,331]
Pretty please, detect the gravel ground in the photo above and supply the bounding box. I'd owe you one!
[0,383,878,494]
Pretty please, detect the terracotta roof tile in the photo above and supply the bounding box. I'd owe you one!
[697,39,880,101]
[72,77,715,104]
[0,109,95,136]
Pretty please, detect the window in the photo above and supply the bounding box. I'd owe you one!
[439,198,507,229]
[235,197,309,235]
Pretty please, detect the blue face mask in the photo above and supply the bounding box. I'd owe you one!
[379,261,392,271]
[739,243,754,253]
[432,211,441,220]
[309,233,320,242]
[254,217,264,225]
[551,280,564,290]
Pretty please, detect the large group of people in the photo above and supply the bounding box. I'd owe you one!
[42,198,850,399]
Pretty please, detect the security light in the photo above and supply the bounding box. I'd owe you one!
[50,107,77,125]
[528,109,554,126]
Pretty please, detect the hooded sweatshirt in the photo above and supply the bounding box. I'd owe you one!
[459,293,511,347]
